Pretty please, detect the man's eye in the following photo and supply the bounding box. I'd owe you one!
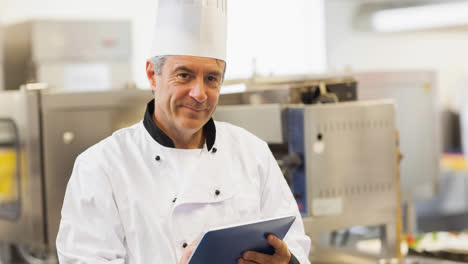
[207,76,218,82]
[178,73,190,79]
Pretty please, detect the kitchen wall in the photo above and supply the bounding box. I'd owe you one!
[325,0,468,111]
[226,0,327,79]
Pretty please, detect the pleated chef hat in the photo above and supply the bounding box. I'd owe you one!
[150,0,227,61]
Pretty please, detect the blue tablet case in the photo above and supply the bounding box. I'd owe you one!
[187,215,296,264]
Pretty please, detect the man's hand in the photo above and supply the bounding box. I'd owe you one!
[238,235,291,264]
[178,234,201,264]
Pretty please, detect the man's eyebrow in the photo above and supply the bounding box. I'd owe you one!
[172,66,222,78]
[207,70,222,77]
[172,66,195,75]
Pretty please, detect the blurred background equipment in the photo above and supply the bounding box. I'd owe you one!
[462,105,468,163]
[0,86,152,263]
[0,18,139,264]
[0,26,4,91]
[356,71,440,203]
[0,119,20,220]
[355,71,441,237]
[216,76,401,263]
[3,20,132,92]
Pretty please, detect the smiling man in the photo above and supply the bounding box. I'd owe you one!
[56,0,310,263]
[147,56,225,149]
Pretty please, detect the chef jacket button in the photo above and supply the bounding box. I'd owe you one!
[211,147,217,153]
[172,197,177,203]
[215,190,220,196]
[155,155,161,161]
[182,242,188,248]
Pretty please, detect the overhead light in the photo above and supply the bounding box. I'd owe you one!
[372,1,468,32]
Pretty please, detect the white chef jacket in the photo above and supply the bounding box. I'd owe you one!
[56,101,311,263]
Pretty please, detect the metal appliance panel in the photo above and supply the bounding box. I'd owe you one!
[3,20,131,91]
[0,26,4,91]
[294,101,399,260]
[356,71,439,201]
[215,104,285,144]
[3,22,31,91]
[0,89,45,249]
[299,101,397,227]
[40,89,152,251]
[36,61,130,91]
[32,20,130,61]
[214,99,400,259]
[219,79,357,105]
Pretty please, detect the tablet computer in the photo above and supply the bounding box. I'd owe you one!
[187,215,296,264]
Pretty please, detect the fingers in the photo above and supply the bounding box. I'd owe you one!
[268,235,291,263]
[238,260,260,264]
[240,251,271,264]
[238,260,259,264]
[237,255,261,264]
[267,235,289,256]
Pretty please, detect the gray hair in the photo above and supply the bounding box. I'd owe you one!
[149,55,168,75]
[148,55,227,80]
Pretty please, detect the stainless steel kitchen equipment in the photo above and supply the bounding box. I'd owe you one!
[220,75,357,105]
[3,20,132,92]
[356,71,440,236]
[0,89,43,250]
[296,102,399,263]
[0,86,152,257]
[216,77,400,263]
[356,71,439,202]
[0,26,4,91]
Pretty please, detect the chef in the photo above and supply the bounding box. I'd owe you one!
[56,0,311,263]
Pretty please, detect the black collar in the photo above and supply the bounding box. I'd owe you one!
[143,99,216,151]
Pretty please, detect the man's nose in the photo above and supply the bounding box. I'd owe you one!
[189,76,208,102]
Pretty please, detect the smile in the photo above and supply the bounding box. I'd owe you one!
[183,106,205,112]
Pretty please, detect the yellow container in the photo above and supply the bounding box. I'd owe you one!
[0,148,17,201]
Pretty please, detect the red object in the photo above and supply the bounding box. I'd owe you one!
[406,234,416,246]
[103,39,116,48]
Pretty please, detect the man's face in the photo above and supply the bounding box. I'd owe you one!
[147,55,225,134]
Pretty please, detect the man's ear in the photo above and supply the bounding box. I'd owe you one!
[146,60,157,93]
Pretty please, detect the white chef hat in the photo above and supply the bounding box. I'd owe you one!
[150,0,227,61]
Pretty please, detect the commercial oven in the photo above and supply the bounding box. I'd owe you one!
[0,86,152,257]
